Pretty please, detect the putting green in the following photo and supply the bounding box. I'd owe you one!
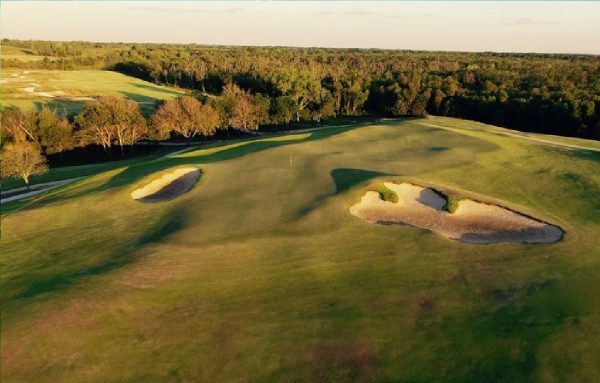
[1,117,599,382]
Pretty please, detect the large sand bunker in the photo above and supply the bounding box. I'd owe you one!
[350,182,563,244]
[131,167,200,202]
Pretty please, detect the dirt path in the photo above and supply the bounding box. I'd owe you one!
[419,121,600,153]
[1,177,83,204]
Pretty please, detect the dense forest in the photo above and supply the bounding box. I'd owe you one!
[4,39,599,140]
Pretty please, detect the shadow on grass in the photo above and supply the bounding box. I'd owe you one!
[429,146,449,153]
[331,168,392,193]
[568,149,600,163]
[8,122,375,214]
[294,168,393,219]
[438,277,582,381]
[5,206,189,303]
[131,82,185,97]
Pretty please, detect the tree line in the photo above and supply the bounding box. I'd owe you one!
[4,39,599,140]
[0,87,275,187]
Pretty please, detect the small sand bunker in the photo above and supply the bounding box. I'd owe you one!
[131,167,200,202]
[350,182,563,244]
[21,85,56,98]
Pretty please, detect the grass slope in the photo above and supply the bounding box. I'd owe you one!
[1,117,599,382]
[1,45,50,62]
[0,68,186,114]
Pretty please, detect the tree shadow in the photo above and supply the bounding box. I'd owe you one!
[331,168,392,193]
[568,149,600,163]
[32,100,84,115]
[131,82,186,97]
[119,91,161,114]
[4,205,189,305]
[428,146,449,153]
[8,122,372,213]
[294,168,394,219]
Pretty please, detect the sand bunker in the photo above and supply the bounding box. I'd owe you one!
[350,182,563,244]
[21,85,56,98]
[131,167,200,202]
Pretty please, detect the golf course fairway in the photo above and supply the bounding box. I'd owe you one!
[1,117,599,382]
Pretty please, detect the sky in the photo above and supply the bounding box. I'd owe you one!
[2,1,599,54]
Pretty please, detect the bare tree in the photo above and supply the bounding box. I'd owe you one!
[1,141,48,189]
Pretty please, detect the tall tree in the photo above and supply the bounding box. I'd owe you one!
[75,98,117,154]
[152,96,219,143]
[271,96,296,125]
[1,141,48,189]
[252,93,271,127]
[111,99,147,156]
[0,109,37,144]
[272,69,323,122]
[35,107,76,156]
[229,93,257,132]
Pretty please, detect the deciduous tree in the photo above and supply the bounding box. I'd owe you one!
[230,94,257,132]
[35,107,75,156]
[1,141,48,189]
[152,96,219,143]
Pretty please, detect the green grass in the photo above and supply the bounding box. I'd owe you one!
[1,45,50,62]
[0,68,186,114]
[1,117,599,382]
[377,184,398,203]
[0,147,183,190]
[442,193,462,213]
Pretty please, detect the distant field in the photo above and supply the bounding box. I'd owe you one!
[1,45,50,62]
[1,117,599,382]
[0,68,186,114]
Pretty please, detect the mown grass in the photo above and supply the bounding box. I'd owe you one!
[1,117,599,382]
[1,146,181,191]
[0,68,186,114]
[1,45,49,62]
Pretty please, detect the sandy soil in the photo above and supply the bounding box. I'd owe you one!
[131,167,200,202]
[21,85,55,98]
[350,182,563,244]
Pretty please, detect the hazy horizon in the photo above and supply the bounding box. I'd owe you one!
[2,1,600,55]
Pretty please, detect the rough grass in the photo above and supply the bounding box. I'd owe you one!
[1,117,599,382]
[1,45,50,62]
[0,68,186,114]
[377,184,398,203]
[443,193,462,213]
